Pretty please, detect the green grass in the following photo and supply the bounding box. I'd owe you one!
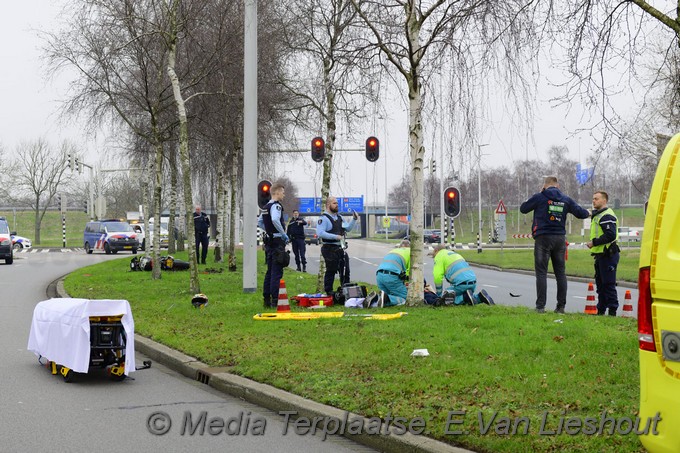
[459,249,640,283]
[1,210,91,247]
[63,250,644,453]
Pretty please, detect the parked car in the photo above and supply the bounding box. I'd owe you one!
[304,227,319,245]
[637,133,680,452]
[618,226,642,242]
[131,221,169,251]
[0,217,13,264]
[423,229,441,243]
[11,233,32,251]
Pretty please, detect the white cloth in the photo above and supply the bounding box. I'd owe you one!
[344,297,365,308]
[27,298,136,375]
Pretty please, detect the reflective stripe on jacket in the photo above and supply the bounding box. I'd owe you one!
[589,207,619,254]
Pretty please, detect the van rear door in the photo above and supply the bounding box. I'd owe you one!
[638,133,680,452]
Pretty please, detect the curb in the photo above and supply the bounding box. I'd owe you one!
[56,280,473,453]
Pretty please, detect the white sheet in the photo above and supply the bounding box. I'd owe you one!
[27,298,136,375]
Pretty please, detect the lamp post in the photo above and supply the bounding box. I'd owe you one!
[477,144,489,253]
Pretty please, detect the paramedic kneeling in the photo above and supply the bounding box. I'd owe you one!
[430,244,477,305]
[376,239,411,307]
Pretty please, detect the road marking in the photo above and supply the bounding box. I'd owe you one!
[41,249,50,253]
[573,296,586,299]
[481,284,499,288]
[353,257,376,266]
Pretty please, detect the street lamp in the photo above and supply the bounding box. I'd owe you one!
[477,144,489,254]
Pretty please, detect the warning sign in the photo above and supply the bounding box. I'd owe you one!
[495,200,508,215]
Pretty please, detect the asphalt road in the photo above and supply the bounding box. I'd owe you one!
[295,239,638,315]
[0,252,375,453]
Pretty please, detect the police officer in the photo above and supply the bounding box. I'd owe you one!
[376,239,411,307]
[193,204,211,264]
[257,183,289,308]
[316,196,357,296]
[587,190,620,316]
[520,176,590,313]
[286,210,307,272]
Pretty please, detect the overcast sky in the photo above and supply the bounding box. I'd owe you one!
[2,2,636,204]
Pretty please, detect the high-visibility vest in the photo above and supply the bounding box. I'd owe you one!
[589,207,619,254]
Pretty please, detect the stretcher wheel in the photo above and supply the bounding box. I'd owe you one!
[60,366,74,383]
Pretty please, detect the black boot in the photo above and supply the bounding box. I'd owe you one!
[263,296,271,308]
[302,265,307,273]
[296,265,301,272]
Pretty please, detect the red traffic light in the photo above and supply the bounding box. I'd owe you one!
[444,187,461,218]
[311,137,325,162]
[258,179,273,209]
[365,136,379,162]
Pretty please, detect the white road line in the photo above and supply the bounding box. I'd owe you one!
[353,257,376,266]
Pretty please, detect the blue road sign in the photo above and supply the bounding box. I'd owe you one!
[575,164,594,186]
[339,196,364,213]
[297,196,363,213]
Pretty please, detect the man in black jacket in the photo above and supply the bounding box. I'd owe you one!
[286,210,307,272]
[193,204,210,264]
[520,176,590,313]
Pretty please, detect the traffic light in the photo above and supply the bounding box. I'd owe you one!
[56,194,62,208]
[365,136,379,162]
[258,179,272,209]
[431,159,436,173]
[444,186,461,218]
[311,137,325,162]
[83,200,88,214]
[67,153,72,171]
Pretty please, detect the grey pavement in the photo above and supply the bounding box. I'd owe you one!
[54,280,472,453]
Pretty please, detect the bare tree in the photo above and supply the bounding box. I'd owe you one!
[13,139,73,244]
[351,0,543,305]
[278,0,378,292]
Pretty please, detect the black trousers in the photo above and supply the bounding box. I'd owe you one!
[263,238,286,304]
[321,244,343,294]
[291,237,307,267]
[195,232,209,262]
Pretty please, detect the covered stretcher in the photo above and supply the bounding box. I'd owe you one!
[28,298,136,381]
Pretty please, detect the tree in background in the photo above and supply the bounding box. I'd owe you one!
[13,139,73,244]
[352,0,544,305]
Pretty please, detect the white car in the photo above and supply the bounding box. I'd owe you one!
[618,226,642,242]
[11,233,32,251]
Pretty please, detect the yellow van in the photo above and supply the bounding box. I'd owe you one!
[638,133,680,452]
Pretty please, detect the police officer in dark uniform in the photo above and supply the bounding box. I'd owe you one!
[193,204,211,264]
[315,196,357,295]
[587,190,620,316]
[257,183,289,308]
[286,209,307,272]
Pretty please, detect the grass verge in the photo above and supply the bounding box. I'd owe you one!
[63,250,644,452]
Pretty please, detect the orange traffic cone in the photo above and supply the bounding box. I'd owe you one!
[621,290,634,318]
[584,282,597,315]
[276,279,291,312]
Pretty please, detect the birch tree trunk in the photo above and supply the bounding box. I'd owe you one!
[214,162,224,263]
[227,142,239,272]
[151,138,164,281]
[167,10,200,293]
[315,56,337,293]
[168,144,178,254]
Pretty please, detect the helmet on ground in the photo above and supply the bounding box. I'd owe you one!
[191,293,208,309]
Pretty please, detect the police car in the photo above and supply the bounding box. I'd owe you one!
[84,220,139,254]
[638,133,680,452]
[11,233,32,252]
[0,217,13,264]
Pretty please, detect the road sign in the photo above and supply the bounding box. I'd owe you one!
[495,215,507,242]
[495,200,507,215]
[382,216,391,228]
[339,196,364,213]
[298,196,362,213]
